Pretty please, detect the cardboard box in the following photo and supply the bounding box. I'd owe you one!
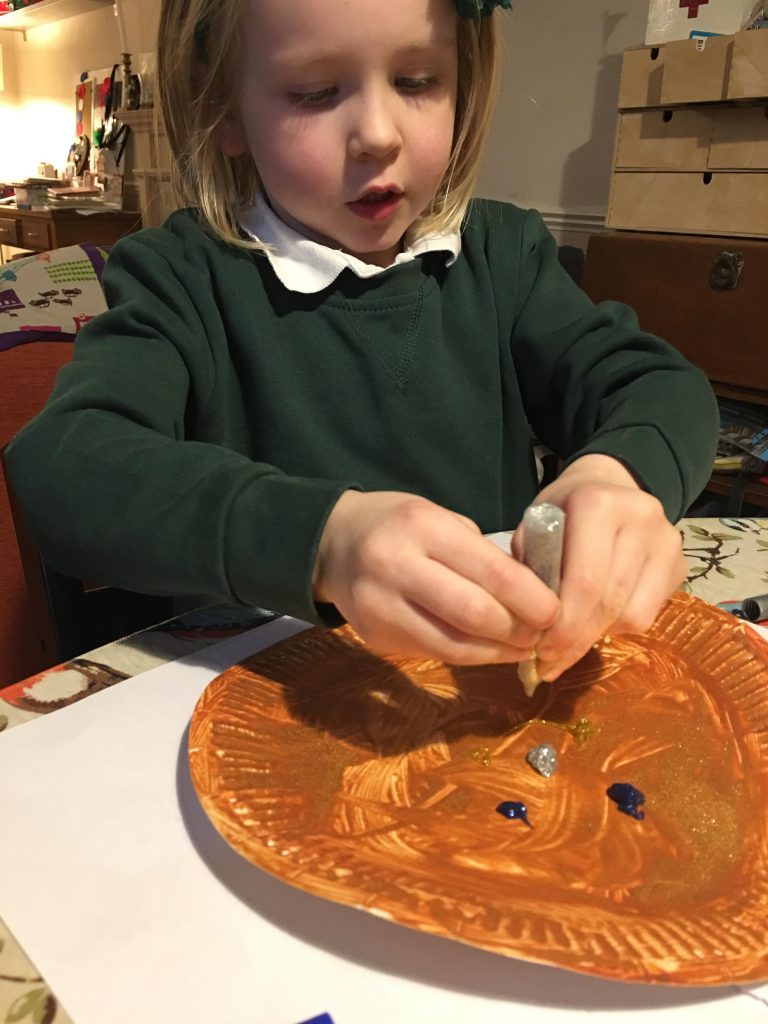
[660,33,732,104]
[615,109,713,170]
[607,169,768,237]
[709,106,768,169]
[728,27,768,98]
[618,46,667,108]
[646,0,757,45]
[619,35,732,109]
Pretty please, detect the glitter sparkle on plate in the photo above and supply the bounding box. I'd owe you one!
[526,742,558,777]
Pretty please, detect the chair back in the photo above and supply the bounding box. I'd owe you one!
[0,341,173,686]
[0,341,74,685]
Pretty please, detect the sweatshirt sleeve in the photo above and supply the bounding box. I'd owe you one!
[507,210,719,521]
[4,228,353,624]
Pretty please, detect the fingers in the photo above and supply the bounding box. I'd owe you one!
[316,484,687,675]
[535,490,686,680]
[342,538,554,664]
[617,537,687,633]
[402,557,544,652]
[317,492,561,665]
[347,496,560,632]
[348,591,537,666]
[420,509,560,632]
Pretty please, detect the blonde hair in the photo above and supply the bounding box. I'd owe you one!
[157,0,501,249]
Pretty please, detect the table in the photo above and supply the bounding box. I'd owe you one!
[1,517,767,1024]
[0,205,141,259]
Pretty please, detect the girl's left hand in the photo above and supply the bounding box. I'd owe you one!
[512,453,687,681]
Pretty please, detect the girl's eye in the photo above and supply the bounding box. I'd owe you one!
[287,87,337,107]
[397,76,436,93]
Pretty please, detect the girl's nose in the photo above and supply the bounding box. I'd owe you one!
[347,90,402,162]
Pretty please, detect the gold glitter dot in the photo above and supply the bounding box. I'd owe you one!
[471,747,492,767]
[566,718,598,745]
[512,716,598,746]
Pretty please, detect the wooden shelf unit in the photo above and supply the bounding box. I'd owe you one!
[608,29,768,240]
[0,0,111,32]
[119,108,178,229]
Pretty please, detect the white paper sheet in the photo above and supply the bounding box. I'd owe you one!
[1,616,767,1024]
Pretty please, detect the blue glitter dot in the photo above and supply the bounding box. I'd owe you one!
[607,782,645,820]
[496,801,533,828]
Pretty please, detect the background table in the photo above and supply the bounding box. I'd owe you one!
[0,206,141,261]
[1,517,766,1024]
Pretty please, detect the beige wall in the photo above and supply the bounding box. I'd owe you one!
[1,0,644,233]
[478,0,648,245]
[0,32,21,180]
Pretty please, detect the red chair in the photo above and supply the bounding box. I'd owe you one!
[0,341,74,685]
[0,340,173,686]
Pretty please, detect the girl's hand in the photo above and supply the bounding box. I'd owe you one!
[515,454,687,681]
[314,491,559,665]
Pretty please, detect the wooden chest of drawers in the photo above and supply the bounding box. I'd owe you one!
[582,229,768,509]
[0,217,21,248]
[0,206,141,256]
[609,30,768,239]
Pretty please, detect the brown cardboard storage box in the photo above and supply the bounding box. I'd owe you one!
[709,107,768,170]
[607,170,768,237]
[618,36,731,110]
[728,29,768,100]
[618,46,666,108]
[660,34,732,105]
[615,109,712,170]
[610,32,768,235]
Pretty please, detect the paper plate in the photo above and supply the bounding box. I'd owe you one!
[188,592,768,985]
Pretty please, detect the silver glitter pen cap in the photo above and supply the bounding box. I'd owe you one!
[517,502,565,698]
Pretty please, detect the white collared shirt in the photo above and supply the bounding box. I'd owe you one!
[239,195,461,295]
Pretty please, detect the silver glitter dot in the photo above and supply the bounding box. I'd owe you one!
[526,743,558,777]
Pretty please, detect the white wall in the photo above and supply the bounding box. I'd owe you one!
[477,0,649,244]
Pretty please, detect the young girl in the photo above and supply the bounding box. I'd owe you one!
[6,0,718,682]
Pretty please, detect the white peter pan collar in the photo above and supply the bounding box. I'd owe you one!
[239,194,461,295]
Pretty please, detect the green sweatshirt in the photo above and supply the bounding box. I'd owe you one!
[6,200,718,624]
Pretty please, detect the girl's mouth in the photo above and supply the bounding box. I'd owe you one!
[347,189,403,221]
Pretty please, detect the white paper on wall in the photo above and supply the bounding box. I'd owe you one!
[646,0,759,44]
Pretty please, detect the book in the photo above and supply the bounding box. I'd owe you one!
[718,398,768,464]
[12,176,61,187]
[47,185,101,198]
[46,194,105,204]
[714,440,765,473]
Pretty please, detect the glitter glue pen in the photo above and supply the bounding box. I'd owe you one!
[517,502,565,699]
[741,593,768,622]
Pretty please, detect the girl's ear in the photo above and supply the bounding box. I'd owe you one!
[218,114,248,157]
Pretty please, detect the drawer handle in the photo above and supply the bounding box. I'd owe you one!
[710,251,744,291]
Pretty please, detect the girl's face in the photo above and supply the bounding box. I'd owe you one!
[222,0,459,267]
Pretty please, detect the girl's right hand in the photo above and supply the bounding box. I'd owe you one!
[313,490,560,664]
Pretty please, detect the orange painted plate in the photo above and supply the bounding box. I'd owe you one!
[188,592,768,986]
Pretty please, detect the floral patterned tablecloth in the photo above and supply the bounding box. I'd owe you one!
[0,518,766,1024]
